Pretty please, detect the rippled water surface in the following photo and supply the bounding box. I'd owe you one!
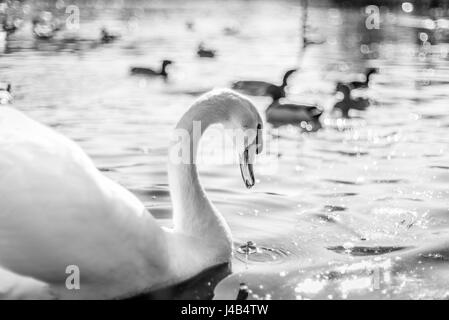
[2,0,449,299]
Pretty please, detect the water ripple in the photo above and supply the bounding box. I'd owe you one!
[327,245,410,256]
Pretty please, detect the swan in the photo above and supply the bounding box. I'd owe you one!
[0,89,263,299]
[130,60,173,78]
[0,83,12,105]
[345,68,377,89]
[266,97,323,130]
[232,69,297,101]
[333,83,370,118]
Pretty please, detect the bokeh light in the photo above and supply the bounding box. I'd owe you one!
[401,2,413,13]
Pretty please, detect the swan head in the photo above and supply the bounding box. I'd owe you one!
[238,121,262,188]
[162,60,173,66]
[194,89,264,188]
[224,90,263,189]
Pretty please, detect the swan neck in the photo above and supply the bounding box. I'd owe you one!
[168,100,231,242]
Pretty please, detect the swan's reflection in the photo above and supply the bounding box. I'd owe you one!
[128,263,230,300]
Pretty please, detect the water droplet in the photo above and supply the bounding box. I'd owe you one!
[237,241,258,254]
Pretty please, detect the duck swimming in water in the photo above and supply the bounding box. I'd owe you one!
[333,83,370,118]
[232,69,297,101]
[100,28,120,44]
[197,42,216,58]
[130,60,173,78]
[0,89,263,299]
[185,20,195,31]
[265,93,323,130]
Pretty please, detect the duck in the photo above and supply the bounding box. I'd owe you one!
[130,60,173,78]
[333,83,370,118]
[197,42,216,58]
[345,68,378,89]
[0,89,263,299]
[185,20,195,31]
[303,37,325,48]
[100,28,120,44]
[0,83,12,105]
[232,69,297,101]
[223,26,239,36]
[266,96,323,130]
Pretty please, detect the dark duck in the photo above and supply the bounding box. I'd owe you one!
[100,28,120,44]
[265,92,323,130]
[130,60,173,78]
[333,83,370,118]
[232,69,297,100]
[197,42,216,58]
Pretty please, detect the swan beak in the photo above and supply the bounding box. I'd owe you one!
[240,147,255,189]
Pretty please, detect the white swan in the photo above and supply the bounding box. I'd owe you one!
[0,89,263,299]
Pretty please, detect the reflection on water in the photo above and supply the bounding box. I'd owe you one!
[128,263,231,300]
[1,0,449,299]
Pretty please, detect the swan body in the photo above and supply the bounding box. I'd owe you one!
[232,69,297,100]
[266,98,322,128]
[0,89,263,299]
[130,60,173,78]
[333,83,370,118]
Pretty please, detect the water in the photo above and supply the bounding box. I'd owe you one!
[1,0,449,299]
